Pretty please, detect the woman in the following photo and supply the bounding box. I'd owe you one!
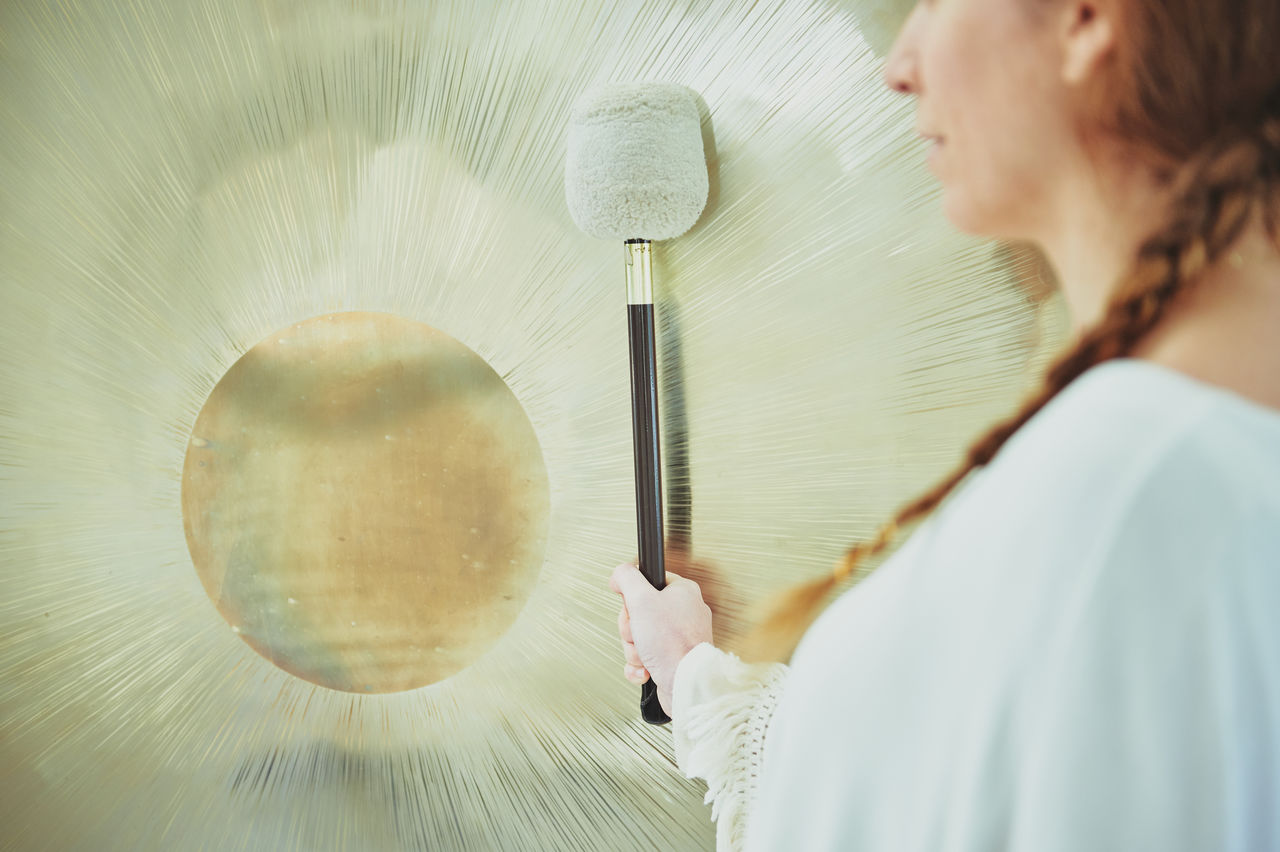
[609,0,1280,849]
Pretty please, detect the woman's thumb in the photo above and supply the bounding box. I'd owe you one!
[609,562,659,604]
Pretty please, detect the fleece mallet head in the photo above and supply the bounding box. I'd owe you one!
[564,82,709,241]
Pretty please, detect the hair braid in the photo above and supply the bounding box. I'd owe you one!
[737,116,1280,665]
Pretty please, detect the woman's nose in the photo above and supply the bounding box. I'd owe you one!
[882,44,918,94]
[882,8,921,95]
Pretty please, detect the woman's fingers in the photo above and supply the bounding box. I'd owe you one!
[624,663,649,683]
[617,602,650,674]
[618,604,633,644]
[618,605,644,667]
[621,637,643,667]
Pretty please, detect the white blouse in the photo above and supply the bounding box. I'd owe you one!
[671,358,1280,851]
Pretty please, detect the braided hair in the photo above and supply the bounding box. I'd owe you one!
[739,0,1280,664]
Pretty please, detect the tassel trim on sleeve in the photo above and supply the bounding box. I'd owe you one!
[671,643,790,852]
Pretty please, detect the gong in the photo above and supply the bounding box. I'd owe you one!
[0,0,1066,849]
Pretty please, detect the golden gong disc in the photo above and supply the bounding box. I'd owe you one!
[0,0,1065,849]
[182,312,549,693]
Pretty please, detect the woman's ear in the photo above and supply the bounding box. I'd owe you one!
[1059,1,1115,85]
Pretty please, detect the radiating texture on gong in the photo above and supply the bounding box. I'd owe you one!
[182,312,549,693]
[0,0,1067,849]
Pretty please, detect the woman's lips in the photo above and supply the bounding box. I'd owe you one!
[925,136,944,169]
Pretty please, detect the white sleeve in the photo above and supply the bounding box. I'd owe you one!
[671,642,789,852]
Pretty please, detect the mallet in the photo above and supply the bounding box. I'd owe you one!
[565,82,709,724]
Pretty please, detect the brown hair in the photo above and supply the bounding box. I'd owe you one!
[738,0,1280,664]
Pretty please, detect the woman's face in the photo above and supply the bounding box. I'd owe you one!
[884,0,1080,239]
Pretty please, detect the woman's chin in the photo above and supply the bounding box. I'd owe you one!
[940,188,1025,241]
[940,191,989,236]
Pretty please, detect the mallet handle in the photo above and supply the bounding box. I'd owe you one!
[625,239,670,725]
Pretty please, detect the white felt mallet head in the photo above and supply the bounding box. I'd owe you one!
[564,82,709,241]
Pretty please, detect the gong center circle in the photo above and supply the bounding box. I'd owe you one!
[181,312,550,693]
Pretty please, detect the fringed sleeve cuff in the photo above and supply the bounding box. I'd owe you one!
[671,642,790,852]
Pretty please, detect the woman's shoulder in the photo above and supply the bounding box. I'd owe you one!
[984,357,1280,518]
[929,357,1280,595]
[820,356,1280,643]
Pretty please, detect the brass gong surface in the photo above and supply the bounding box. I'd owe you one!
[0,0,1066,849]
[182,312,549,693]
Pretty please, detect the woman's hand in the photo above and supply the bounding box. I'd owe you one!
[610,562,714,718]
